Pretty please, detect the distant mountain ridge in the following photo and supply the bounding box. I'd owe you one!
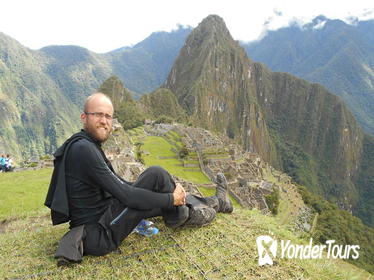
[107,25,192,94]
[243,16,374,135]
[0,26,191,159]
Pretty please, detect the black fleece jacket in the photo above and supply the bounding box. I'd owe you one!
[45,130,174,227]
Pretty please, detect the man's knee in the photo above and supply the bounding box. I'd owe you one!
[133,165,175,193]
[145,165,167,177]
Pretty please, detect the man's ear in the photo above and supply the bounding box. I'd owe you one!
[80,112,87,124]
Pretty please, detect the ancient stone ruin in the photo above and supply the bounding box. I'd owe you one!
[103,121,314,232]
[134,123,283,213]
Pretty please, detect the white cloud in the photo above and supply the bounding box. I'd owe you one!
[0,0,373,53]
[313,20,326,30]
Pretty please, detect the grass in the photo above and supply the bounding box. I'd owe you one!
[276,184,305,226]
[0,168,52,220]
[0,202,372,279]
[127,126,146,144]
[0,169,372,279]
[127,126,145,137]
[164,130,185,149]
[196,186,216,197]
[141,136,211,184]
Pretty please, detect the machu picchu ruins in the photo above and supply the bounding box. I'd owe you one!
[103,121,313,232]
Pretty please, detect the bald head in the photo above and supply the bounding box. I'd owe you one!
[84,92,113,113]
[81,92,114,143]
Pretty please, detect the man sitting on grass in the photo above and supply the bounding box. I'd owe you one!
[45,92,233,265]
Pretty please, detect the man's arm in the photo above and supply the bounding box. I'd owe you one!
[70,141,180,210]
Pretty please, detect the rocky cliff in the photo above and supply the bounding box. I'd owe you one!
[253,63,364,207]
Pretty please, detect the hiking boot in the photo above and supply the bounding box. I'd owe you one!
[183,206,216,226]
[163,205,190,228]
[215,173,233,213]
[202,196,219,212]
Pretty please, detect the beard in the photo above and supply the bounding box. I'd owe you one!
[84,123,111,143]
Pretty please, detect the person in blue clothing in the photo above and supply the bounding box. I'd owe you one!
[0,155,5,172]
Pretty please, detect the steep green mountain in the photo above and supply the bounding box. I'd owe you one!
[98,76,188,128]
[253,65,363,204]
[164,15,274,163]
[98,75,136,111]
[298,183,374,273]
[0,33,123,160]
[40,45,112,107]
[98,76,145,129]
[355,134,374,226]
[244,16,374,135]
[0,33,81,160]
[162,15,374,227]
[140,88,187,123]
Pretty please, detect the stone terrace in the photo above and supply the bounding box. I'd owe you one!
[172,124,278,212]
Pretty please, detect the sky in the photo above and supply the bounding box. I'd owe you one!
[1,0,373,53]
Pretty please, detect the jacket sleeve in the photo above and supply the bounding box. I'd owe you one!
[70,141,174,210]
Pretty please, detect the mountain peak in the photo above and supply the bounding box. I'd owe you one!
[99,75,133,105]
[164,14,248,108]
[192,14,232,40]
[312,15,328,23]
[199,14,227,29]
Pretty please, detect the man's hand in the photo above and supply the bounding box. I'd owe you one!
[173,183,186,206]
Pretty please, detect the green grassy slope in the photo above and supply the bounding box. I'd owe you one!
[142,136,210,184]
[0,193,371,278]
[128,127,211,185]
[0,163,372,279]
[0,168,52,220]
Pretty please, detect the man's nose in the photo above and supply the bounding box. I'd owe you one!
[99,116,107,124]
